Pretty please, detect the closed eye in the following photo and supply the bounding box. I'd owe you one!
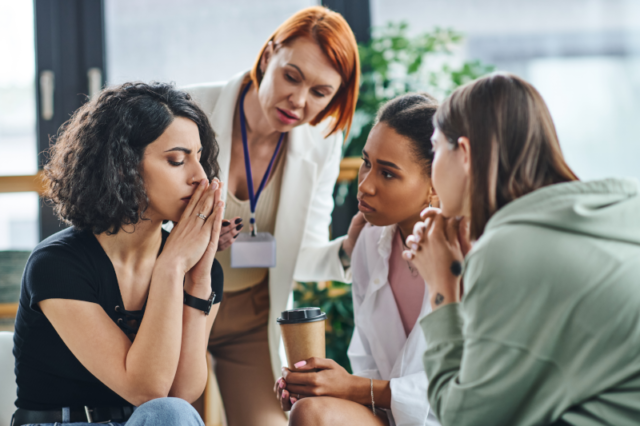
[285,73,298,83]
[168,160,184,166]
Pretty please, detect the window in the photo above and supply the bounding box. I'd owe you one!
[371,0,640,180]
[0,1,38,250]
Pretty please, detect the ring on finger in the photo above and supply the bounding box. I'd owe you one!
[196,213,207,221]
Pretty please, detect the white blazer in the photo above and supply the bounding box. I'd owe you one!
[348,224,440,426]
[183,72,351,381]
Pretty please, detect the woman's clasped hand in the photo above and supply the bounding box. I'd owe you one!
[403,208,472,309]
[162,177,225,290]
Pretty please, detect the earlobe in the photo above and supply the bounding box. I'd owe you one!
[428,186,440,209]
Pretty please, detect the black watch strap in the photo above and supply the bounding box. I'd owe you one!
[183,289,215,315]
[338,244,351,269]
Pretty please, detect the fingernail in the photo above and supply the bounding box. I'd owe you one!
[234,234,239,238]
[235,218,242,224]
[211,181,218,190]
[294,360,307,368]
[290,397,297,405]
[218,201,224,207]
[411,244,418,251]
[279,379,285,389]
[222,221,230,227]
[236,224,243,231]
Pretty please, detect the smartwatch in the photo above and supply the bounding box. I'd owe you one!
[183,290,216,315]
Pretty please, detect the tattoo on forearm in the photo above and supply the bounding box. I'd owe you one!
[435,293,444,305]
[450,260,463,277]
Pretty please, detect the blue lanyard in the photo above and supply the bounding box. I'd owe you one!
[239,81,286,236]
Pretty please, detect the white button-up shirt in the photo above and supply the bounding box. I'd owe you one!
[348,224,440,426]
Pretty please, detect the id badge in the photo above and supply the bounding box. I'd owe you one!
[231,232,276,268]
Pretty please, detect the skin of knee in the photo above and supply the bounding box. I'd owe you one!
[289,397,333,426]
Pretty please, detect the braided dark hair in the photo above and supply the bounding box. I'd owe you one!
[44,82,219,235]
[375,93,438,175]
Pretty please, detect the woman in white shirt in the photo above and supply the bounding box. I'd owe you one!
[183,6,366,426]
[275,93,441,426]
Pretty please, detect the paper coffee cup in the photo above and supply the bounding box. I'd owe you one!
[277,307,327,371]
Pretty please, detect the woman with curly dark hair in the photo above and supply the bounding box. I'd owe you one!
[11,82,225,426]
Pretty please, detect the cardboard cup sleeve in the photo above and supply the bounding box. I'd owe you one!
[277,307,327,371]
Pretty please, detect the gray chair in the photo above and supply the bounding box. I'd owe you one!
[0,331,16,426]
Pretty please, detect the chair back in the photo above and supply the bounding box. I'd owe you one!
[0,331,16,426]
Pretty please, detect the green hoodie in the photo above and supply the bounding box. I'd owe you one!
[420,178,640,426]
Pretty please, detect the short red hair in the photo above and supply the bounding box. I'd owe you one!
[250,6,360,138]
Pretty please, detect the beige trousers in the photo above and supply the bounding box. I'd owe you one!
[206,278,287,426]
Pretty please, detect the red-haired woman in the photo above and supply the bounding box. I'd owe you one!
[184,6,364,425]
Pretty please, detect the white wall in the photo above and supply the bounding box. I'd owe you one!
[105,0,318,86]
[370,0,640,36]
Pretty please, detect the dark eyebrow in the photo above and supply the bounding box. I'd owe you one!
[287,63,335,89]
[377,159,401,170]
[164,147,203,154]
[362,150,401,170]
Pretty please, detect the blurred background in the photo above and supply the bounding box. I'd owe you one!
[0,0,639,360]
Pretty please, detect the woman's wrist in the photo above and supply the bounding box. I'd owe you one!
[429,278,460,308]
[338,241,352,269]
[156,251,189,276]
[184,276,212,300]
[346,374,374,405]
[346,376,391,409]
[153,259,186,285]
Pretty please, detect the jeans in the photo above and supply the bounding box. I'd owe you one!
[19,397,204,426]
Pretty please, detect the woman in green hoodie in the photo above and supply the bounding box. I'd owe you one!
[404,72,640,425]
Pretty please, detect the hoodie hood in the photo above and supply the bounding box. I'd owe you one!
[483,178,640,246]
